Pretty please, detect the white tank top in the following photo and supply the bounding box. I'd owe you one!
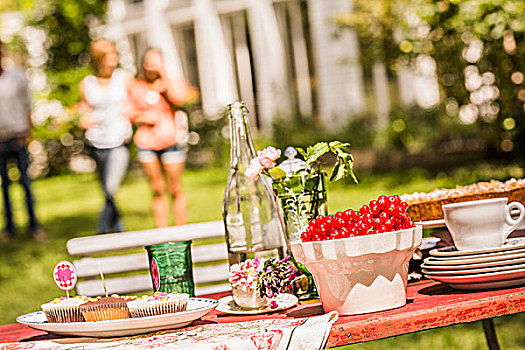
[83,69,132,149]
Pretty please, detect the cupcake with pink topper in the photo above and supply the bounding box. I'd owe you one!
[127,292,189,317]
[229,256,298,309]
[41,260,89,322]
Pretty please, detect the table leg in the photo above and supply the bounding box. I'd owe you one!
[481,319,500,350]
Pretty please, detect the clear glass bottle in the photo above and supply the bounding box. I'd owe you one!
[222,102,286,265]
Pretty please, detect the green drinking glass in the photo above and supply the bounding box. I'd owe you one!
[145,240,195,297]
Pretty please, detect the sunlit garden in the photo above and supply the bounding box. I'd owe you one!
[0,0,524,348]
[1,164,525,348]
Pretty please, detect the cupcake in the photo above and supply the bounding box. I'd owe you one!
[79,295,135,321]
[41,296,89,323]
[127,292,189,317]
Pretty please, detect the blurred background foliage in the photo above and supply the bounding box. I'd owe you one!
[0,0,524,176]
[335,0,525,163]
[1,0,106,176]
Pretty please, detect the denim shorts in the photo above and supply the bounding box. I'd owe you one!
[137,144,187,164]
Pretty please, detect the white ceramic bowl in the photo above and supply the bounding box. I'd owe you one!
[291,225,422,315]
[231,285,268,309]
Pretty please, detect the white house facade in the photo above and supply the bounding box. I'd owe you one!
[96,0,437,131]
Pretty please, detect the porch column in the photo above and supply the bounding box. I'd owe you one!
[143,0,183,77]
[246,0,291,132]
[373,62,390,129]
[288,0,313,117]
[105,0,136,74]
[193,0,237,115]
[307,0,366,128]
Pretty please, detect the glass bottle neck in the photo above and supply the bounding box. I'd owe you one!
[229,107,256,170]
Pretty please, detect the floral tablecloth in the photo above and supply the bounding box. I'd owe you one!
[1,311,338,350]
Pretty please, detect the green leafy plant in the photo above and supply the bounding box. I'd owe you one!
[263,141,357,184]
[246,142,358,242]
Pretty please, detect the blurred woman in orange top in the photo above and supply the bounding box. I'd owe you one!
[128,49,198,227]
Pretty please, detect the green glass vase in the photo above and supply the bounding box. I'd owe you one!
[274,172,327,298]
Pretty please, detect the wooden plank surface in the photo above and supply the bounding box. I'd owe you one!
[325,281,525,347]
[74,243,228,278]
[67,221,225,256]
[76,265,229,296]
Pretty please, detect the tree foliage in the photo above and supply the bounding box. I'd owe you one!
[30,0,108,102]
[336,0,525,159]
[0,1,109,176]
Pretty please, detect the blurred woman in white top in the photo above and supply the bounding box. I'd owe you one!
[79,38,132,234]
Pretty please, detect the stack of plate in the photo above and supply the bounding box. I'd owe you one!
[422,238,525,290]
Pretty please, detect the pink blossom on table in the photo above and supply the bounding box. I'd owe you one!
[228,257,265,291]
[245,158,264,179]
[257,146,281,169]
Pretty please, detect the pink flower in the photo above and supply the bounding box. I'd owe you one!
[228,258,264,291]
[245,158,263,179]
[257,147,281,169]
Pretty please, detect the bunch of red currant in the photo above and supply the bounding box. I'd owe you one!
[301,195,416,242]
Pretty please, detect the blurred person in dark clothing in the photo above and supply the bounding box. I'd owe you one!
[0,41,46,242]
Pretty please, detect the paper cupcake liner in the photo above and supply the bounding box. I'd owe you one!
[128,297,188,318]
[80,302,131,321]
[43,306,84,323]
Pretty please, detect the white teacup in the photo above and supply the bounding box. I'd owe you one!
[442,198,525,251]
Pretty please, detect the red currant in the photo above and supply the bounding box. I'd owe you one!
[359,205,370,215]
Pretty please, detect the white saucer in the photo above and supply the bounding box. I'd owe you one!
[216,293,298,315]
[421,256,525,270]
[424,250,525,266]
[430,238,525,257]
[422,262,525,276]
[428,247,525,261]
[447,277,525,290]
[16,298,218,337]
[426,267,525,284]
[418,219,446,229]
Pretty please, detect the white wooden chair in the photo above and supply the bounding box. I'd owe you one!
[66,221,231,297]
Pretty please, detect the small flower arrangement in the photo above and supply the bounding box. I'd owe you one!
[245,141,357,184]
[229,258,264,292]
[257,256,298,299]
[245,141,358,240]
[228,257,298,309]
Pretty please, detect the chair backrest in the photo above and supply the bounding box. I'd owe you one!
[66,220,231,297]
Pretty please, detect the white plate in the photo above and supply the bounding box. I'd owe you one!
[423,251,525,266]
[16,297,218,337]
[425,267,525,284]
[216,293,298,315]
[428,247,525,261]
[447,277,525,290]
[422,262,525,276]
[421,257,525,270]
[430,238,525,257]
[418,219,446,229]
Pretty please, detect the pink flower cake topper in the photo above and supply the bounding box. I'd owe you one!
[151,257,161,291]
[53,261,77,292]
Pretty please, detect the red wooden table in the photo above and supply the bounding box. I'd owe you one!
[1,280,524,348]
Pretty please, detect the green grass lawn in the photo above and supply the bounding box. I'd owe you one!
[0,163,524,349]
